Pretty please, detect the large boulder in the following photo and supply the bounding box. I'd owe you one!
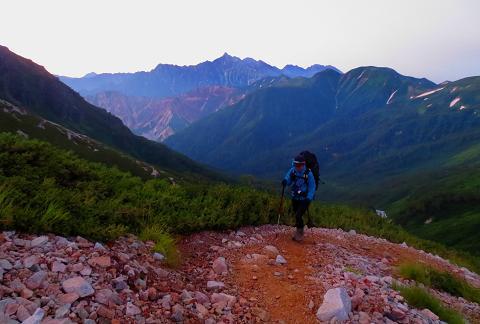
[316,287,351,322]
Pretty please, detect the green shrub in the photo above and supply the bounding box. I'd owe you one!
[394,284,464,324]
[398,263,480,304]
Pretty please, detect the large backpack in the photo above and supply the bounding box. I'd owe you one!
[299,150,320,190]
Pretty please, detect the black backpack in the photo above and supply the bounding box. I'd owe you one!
[299,150,320,190]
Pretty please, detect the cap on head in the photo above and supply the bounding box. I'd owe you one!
[293,154,305,164]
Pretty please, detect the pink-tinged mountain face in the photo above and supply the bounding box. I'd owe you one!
[87,86,244,141]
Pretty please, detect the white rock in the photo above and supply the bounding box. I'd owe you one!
[263,245,279,256]
[316,287,351,322]
[153,252,165,261]
[211,293,236,307]
[212,257,228,274]
[55,303,71,318]
[365,275,380,283]
[31,236,48,247]
[308,300,315,310]
[0,259,13,270]
[126,302,141,316]
[348,229,356,235]
[421,308,439,321]
[381,276,393,285]
[94,242,106,250]
[206,280,225,291]
[22,307,45,324]
[23,256,40,269]
[275,255,287,265]
[62,276,94,297]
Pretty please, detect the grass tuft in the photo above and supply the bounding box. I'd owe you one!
[393,284,464,324]
[139,225,179,267]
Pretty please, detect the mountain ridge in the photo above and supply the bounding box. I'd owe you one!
[0,44,221,181]
[59,53,341,98]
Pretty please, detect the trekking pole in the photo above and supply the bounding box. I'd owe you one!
[277,185,285,225]
[306,206,314,229]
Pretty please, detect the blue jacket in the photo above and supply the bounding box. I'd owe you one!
[283,164,315,201]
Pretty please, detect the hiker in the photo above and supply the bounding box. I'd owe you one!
[281,154,316,241]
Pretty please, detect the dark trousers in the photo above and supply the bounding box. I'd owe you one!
[292,199,310,229]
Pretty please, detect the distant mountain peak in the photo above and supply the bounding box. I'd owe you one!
[212,52,242,64]
[83,72,98,78]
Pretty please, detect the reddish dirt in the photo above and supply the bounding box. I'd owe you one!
[232,233,322,323]
[176,225,480,323]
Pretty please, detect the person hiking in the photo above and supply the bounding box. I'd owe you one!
[281,154,316,242]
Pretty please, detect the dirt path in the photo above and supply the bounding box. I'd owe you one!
[2,226,479,323]
[217,226,480,323]
[232,232,322,323]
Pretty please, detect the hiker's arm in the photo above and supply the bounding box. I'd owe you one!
[283,168,293,186]
[307,172,315,201]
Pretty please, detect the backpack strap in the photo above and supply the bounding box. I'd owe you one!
[303,169,310,197]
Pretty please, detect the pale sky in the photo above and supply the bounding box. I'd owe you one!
[1,0,479,83]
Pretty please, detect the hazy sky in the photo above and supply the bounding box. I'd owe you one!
[1,0,479,82]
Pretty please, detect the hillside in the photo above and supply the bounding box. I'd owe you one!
[86,86,244,141]
[0,45,220,181]
[1,133,480,323]
[166,67,480,184]
[60,53,340,98]
[165,69,342,170]
[165,67,480,256]
[0,99,162,179]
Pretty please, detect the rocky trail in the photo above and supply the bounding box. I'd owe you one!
[1,225,479,323]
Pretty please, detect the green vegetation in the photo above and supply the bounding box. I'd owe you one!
[386,163,480,256]
[393,284,464,324]
[165,65,480,257]
[1,133,479,274]
[0,133,276,241]
[398,263,480,304]
[139,225,179,267]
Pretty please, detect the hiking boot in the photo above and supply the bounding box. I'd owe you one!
[292,228,304,242]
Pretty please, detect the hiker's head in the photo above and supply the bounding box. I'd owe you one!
[293,155,306,171]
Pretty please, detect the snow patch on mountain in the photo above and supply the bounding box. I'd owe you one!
[357,70,366,80]
[413,87,445,99]
[386,90,398,105]
[449,97,461,108]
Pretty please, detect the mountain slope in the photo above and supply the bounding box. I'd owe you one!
[166,69,342,170]
[86,86,244,141]
[165,67,442,174]
[0,45,220,180]
[0,99,162,179]
[166,67,480,178]
[60,53,340,98]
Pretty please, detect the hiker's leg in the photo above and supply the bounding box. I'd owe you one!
[294,200,305,229]
[305,201,314,227]
[297,200,311,231]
